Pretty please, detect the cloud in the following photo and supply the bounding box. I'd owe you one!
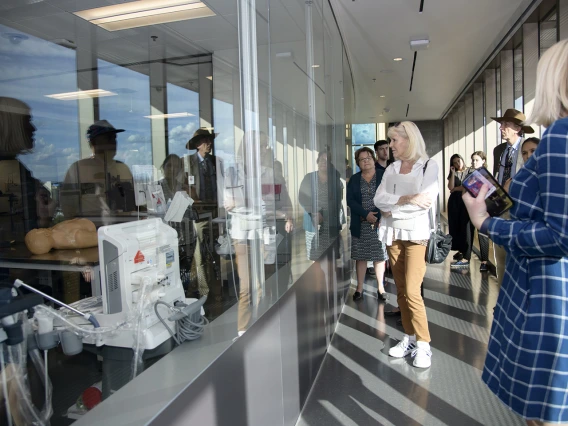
[168,121,199,157]
[18,136,80,182]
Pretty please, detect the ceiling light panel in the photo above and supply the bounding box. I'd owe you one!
[74,1,216,32]
[145,112,195,119]
[46,89,116,100]
[74,0,201,21]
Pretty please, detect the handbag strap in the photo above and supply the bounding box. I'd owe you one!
[422,159,439,232]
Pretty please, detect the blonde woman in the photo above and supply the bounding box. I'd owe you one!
[464,40,568,426]
[374,121,439,369]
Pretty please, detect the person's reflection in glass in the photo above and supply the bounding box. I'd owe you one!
[0,104,46,424]
[0,97,54,287]
[225,131,294,336]
[299,151,344,262]
[259,132,294,296]
[185,128,219,203]
[60,120,135,226]
[184,129,223,297]
[160,154,186,200]
[299,150,345,347]
[159,154,196,294]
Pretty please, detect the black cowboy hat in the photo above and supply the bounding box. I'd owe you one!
[186,128,218,150]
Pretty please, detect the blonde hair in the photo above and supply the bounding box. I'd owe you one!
[527,40,568,127]
[387,121,428,161]
[0,97,33,156]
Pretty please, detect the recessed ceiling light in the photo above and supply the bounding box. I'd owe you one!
[144,112,195,119]
[206,76,213,80]
[312,64,320,68]
[380,95,386,98]
[393,57,403,61]
[46,89,116,100]
[74,0,215,32]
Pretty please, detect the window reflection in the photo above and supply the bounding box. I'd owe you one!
[0,0,353,422]
[98,59,152,171]
[167,81,200,158]
[0,24,80,187]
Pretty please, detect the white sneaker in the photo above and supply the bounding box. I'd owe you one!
[412,341,432,368]
[388,334,416,358]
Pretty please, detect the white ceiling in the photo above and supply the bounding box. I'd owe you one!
[0,0,538,125]
[331,0,536,123]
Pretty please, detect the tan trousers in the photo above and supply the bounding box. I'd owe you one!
[494,243,506,288]
[235,242,266,332]
[387,240,430,342]
[193,220,211,296]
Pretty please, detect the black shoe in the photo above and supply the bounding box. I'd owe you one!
[479,263,488,272]
[453,252,464,261]
[385,309,401,317]
[367,268,376,276]
[377,291,387,302]
[396,318,403,326]
[353,291,363,301]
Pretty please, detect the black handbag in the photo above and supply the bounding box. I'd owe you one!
[425,206,452,264]
[422,161,452,264]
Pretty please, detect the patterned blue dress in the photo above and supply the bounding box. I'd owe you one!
[481,117,568,422]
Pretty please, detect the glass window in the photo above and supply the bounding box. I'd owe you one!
[496,67,502,117]
[0,24,81,236]
[352,123,376,145]
[540,9,558,57]
[0,0,353,423]
[514,44,523,112]
[97,59,152,170]
[166,79,200,158]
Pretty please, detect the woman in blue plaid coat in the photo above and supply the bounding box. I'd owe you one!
[464,40,568,425]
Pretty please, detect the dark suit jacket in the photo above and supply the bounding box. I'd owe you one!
[346,168,384,239]
[493,142,507,177]
[186,153,222,202]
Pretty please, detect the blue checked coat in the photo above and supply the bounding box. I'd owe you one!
[480,117,568,422]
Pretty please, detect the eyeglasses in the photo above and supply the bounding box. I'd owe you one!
[358,156,374,162]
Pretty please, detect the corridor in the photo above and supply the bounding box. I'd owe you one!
[297,255,523,426]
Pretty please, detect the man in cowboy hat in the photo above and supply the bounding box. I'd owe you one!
[491,109,535,186]
[185,128,220,203]
[61,120,135,223]
[491,109,534,287]
[184,128,224,297]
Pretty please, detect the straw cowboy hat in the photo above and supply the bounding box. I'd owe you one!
[186,128,218,150]
[491,109,535,134]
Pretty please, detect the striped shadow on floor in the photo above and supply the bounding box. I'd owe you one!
[296,255,523,426]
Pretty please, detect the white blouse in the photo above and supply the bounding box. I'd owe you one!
[373,158,439,245]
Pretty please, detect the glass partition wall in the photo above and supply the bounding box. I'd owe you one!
[0,0,353,423]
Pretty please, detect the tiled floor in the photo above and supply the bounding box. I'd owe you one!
[296,254,525,426]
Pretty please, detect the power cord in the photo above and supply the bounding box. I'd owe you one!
[154,299,209,345]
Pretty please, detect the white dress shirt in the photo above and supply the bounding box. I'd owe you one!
[373,157,439,245]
